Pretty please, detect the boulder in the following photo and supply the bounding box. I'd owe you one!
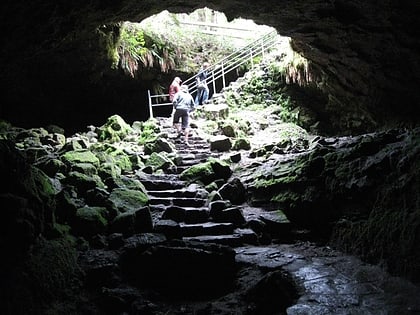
[180,158,232,185]
[210,135,232,152]
[97,114,133,143]
[218,177,246,205]
[73,206,108,237]
[61,150,100,168]
[108,188,149,213]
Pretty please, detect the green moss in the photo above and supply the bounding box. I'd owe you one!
[180,158,231,185]
[74,206,108,237]
[65,171,106,191]
[271,191,300,204]
[109,188,149,213]
[137,119,160,145]
[233,137,251,150]
[105,148,133,172]
[98,162,122,179]
[76,206,108,225]
[97,114,132,143]
[72,162,98,175]
[181,162,214,182]
[275,209,290,223]
[145,151,175,171]
[62,150,100,167]
[113,175,147,191]
[141,118,160,132]
[255,174,299,188]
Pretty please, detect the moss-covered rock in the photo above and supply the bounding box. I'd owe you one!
[60,137,88,152]
[180,158,232,185]
[97,114,132,143]
[64,171,106,192]
[145,151,176,172]
[98,162,122,180]
[73,206,108,237]
[108,188,149,213]
[233,137,251,150]
[144,137,175,155]
[1,140,58,252]
[104,146,133,172]
[110,206,153,236]
[36,157,67,177]
[112,175,147,191]
[61,150,100,168]
[71,162,98,175]
[137,118,160,145]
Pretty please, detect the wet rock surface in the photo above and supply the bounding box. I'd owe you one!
[237,243,420,315]
[77,119,420,314]
[1,115,419,314]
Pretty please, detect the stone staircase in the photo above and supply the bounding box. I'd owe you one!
[141,118,260,247]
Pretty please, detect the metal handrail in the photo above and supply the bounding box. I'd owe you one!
[183,30,278,87]
[147,30,280,118]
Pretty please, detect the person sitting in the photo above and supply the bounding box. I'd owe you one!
[172,85,195,146]
[195,62,210,105]
[168,77,182,102]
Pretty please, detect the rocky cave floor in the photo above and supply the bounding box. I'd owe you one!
[75,117,420,315]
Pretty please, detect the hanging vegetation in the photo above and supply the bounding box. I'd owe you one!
[113,9,255,78]
[114,22,181,77]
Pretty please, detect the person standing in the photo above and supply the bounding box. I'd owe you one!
[195,62,210,105]
[169,77,182,102]
[172,85,195,146]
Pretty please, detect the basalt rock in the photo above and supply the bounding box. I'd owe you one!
[1,1,419,134]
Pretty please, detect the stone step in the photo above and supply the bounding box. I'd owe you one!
[178,158,206,166]
[148,189,198,198]
[161,206,210,224]
[179,152,210,161]
[138,173,180,181]
[141,179,186,191]
[183,228,258,247]
[149,204,167,214]
[175,165,192,173]
[179,222,235,237]
[174,142,210,150]
[149,197,207,207]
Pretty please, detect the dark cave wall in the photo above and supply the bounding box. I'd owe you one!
[1,0,419,134]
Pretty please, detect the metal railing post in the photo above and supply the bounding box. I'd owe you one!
[212,69,216,94]
[261,40,265,59]
[147,89,153,119]
[221,62,226,89]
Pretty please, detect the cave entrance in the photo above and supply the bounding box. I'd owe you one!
[113,7,302,120]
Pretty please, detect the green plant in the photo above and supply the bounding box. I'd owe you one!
[117,23,148,77]
[116,22,182,77]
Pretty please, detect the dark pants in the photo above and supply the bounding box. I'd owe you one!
[173,108,190,129]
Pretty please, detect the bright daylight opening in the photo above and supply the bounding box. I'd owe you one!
[113,8,313,105]
[110,7,318,148]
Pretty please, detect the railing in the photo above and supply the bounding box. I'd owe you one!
[147,30,280,118]
[178,20,259,39]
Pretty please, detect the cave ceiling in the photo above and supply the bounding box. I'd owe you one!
[1,0,419,134]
